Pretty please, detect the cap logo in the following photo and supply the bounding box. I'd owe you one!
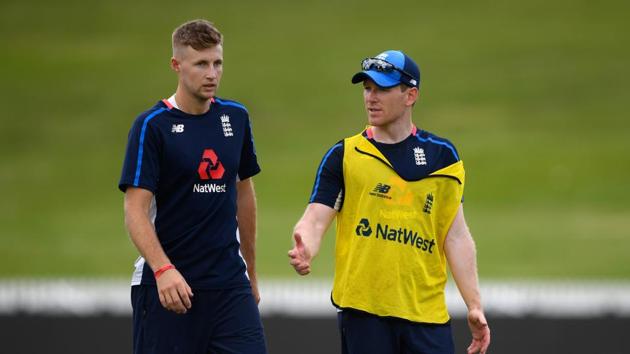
[375,53,388,60]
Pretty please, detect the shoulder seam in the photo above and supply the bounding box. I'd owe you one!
[214,98,248,113]
[309,143,343,203]
[414,133,459,161]
[133,107,167,186]
[137,104,170,122]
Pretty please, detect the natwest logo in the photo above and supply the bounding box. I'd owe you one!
[354,217,435,254]
[193,183,227,193]
[355,218,372,237]
[198,149,225,180]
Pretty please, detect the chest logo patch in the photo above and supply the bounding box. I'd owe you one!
[355,218,372,237]
[413,147,427,166]
[423,193,434,214]
[171,124,184,133]
[220,115,234,137]
[198,149,225,180]
[369,183,392,200]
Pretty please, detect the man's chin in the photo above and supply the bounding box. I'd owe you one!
[196,91,215,101]
[367,116,383,125]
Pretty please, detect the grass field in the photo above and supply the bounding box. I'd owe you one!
[0,0,629,279]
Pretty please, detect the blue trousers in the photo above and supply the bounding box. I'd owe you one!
[132,285,267,354]
[338,309,454,354]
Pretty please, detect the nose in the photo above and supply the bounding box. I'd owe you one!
[365,88,378,103]
[206,68,216,80]
[205,65,219,80]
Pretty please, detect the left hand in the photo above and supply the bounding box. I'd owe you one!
[467,308,491,354]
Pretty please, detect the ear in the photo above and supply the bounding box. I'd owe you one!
[170,57,180,72]
[406,87,419,106]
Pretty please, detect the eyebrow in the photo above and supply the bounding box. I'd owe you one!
[195,58,222,64]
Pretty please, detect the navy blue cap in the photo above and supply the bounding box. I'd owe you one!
[351,50,420,88]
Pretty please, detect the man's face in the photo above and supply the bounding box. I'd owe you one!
[172,44,223,101]
[362,79,414,127]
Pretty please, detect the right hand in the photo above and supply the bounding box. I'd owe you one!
[156,268,194,314]
[288,233,312,275]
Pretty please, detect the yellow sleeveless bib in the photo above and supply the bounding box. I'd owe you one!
[332,131,465,323]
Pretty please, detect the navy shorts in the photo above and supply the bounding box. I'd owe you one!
[338,309,454,354]
[132,285,267,354]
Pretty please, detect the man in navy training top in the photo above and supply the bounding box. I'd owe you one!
[119,19,267,354]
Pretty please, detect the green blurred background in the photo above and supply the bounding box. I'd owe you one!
[1,0,628,279]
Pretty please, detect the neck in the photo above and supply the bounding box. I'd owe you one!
[371,116,414,144]
[174,88,212,115]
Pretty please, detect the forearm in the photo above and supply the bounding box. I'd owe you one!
[237,179,258,279]
[124,189,171,272]
[238,210,257,280]
[293,222,323,259]
[445,206,483,311]
[293,203,335,259]
[127,215,170,270]
[447,235,482,310]
[124,187,193,313]
[445,206,491,352]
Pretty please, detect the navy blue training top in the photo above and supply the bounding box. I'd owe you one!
[309,127,460,210]
[119,97,260,289]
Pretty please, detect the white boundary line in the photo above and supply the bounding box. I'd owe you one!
[1,278,629,318]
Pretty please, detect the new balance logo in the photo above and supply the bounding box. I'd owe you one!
[369,183,392,199]
[355,218,372,237]
[423,193,434,214]
[373,183,391,194]
[171,124,184,133]
[414,147,427,166]
[220,114,233,137]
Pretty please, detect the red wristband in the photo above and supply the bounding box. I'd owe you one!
[154,264,175,279]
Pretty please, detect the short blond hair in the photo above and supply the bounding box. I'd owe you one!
[172,19,222,54]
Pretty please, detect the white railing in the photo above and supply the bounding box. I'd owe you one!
[1,278,629,318]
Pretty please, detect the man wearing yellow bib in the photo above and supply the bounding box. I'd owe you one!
[289,50,491,354]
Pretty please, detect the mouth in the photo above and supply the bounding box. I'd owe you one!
[368,107,382,113]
